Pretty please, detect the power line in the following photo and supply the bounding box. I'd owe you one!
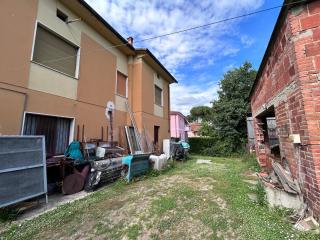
[9,0,306,69]
[135,1,302,43]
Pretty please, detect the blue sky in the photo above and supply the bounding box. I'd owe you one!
[86,0,282,115]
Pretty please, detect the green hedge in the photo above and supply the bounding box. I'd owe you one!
[188,137,216,154]
[188,137,244,157]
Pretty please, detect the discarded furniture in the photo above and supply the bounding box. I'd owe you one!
[85,157,123,191]
[0,136,47,208]
[171,141,190,160]
[150,154,167,171]
[62,165,89,195]
[46,157,74,193]
[121,154,151,182]
[125,126,142,154]
[82,142,97,160]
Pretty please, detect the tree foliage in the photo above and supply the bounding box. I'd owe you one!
[198,61,256,155]
[187,106,211,122]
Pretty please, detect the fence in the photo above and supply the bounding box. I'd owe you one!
[0,136,47,208]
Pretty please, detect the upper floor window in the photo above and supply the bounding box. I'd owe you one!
[116,71,127,97]
[32,25,79,77]
[155,85,162,106]
[56,9,68,23]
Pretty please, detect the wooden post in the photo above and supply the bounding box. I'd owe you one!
[82,124,85,143]
[101,126,104,141]
[76,125,80,141]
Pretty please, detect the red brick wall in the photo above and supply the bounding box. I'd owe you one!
[292,1,320,214]
[251,1,320,215]
[251,16,296,112]
[251,6,298,169]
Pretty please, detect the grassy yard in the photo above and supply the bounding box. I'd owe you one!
[1,155,319,240]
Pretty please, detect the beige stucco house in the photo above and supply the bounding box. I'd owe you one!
[0,0,176,156]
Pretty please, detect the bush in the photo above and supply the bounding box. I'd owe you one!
[188,137,216,154]
[189,137,246,157]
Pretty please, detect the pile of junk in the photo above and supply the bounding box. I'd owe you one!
[0,102,191,217]
[46,139,126,195]
[257,159,320,232]
[49,138,191,196]
[46,102,190,197]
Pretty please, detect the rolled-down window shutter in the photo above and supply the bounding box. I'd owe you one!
[155,85,162,106]
[117,71,127,97]
[33,25,78,77]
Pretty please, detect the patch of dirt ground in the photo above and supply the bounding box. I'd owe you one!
[67,166,233,239]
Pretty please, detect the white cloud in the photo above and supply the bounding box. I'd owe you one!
[223,63,236,72]
[86,0,264,72]
[170,82,219,115]
[192,59,215,70]
[85,0,264,114]
[241,35,255,48]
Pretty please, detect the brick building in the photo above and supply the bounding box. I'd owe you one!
[250,0,320,215]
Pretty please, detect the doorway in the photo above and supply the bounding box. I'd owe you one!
[23,113,73,157]
[154,125,160,144]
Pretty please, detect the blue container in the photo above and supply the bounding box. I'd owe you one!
[122,154,151,182]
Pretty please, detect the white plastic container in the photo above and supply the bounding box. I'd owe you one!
[149,154,167,170]
[96,147,106,158]
[163,139,170,159]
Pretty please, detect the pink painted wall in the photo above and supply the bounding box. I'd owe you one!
[170,113,188,141]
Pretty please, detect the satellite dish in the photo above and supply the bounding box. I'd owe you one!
[107,101,115,111]
[105,101,115,119]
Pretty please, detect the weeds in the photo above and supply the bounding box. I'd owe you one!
[1,155,319,240]
[0,208,19,223]
[255,182,266,206]
[152,196,177,215]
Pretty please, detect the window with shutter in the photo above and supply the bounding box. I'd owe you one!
[155,85,162,106]
[117,71,127,97]
[33,25,78,77]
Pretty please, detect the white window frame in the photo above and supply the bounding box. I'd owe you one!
[30,21,81,79]
[21,111,75,151]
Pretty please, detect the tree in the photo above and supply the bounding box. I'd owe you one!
[212,61,256,152]
[187,106,212,122]
[202,61,256,155]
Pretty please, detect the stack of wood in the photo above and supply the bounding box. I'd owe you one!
[272,162,299,194]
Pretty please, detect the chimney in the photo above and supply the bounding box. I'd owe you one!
[127,36,133,46]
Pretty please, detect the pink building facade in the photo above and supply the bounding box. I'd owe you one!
[170,111,188,141]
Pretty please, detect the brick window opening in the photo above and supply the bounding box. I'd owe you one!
[256,106,280,166]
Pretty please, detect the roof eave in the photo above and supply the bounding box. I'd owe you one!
[60,0,135,55]
[136,48,177,84]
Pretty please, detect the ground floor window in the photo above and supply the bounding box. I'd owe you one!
[23,113,72,157]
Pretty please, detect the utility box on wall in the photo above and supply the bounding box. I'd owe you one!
[0,136,47,208]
